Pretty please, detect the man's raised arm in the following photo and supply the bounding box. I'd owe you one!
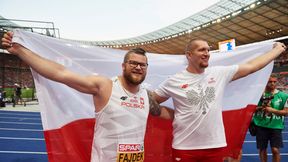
[1,31,109,95]
[232,42,286,81]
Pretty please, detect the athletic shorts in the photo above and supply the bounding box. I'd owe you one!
[256,126,283,149]
[172,147,225,162]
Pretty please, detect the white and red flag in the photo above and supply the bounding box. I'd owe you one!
[12,29,274,161]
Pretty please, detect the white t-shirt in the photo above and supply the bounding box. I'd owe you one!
[155,65,238,150]
[90,77,149,162]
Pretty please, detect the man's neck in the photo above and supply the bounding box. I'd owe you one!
[119,76,139,94]
[186,66,205,74]
[265,88,276,94]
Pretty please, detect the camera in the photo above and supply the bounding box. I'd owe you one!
[256,94,274,121]
[260,95,274,107]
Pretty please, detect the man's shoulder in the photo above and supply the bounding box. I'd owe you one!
[274,90,288,102]
[160,70,184,80]
[276,90,288,97]
[208,65,237,70]
[206,65,238,75]
[110,76,118,82]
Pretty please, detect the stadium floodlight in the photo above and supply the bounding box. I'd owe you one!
[250,4,256,8]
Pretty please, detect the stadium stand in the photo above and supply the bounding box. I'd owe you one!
[65,0,288,54]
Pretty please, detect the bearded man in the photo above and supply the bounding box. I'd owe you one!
[1,31,172,162]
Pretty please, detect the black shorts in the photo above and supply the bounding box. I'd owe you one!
[256,126,283,149]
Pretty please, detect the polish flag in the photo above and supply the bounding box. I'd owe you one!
[12,30,274,161]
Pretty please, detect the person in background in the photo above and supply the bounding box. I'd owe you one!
[0,89,6,107]
[153,38,286,162]
[253,76,288,162]
[13,83,22,107]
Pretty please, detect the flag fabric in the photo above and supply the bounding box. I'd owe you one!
[12,29,274,161]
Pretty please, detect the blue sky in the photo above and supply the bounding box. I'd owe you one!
[1,0,219,41]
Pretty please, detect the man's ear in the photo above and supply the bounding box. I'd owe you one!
[122,62,125,70]
[185,51,191,59]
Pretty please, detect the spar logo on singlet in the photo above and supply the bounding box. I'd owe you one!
[117,143,144,162]
[121,96,145,109]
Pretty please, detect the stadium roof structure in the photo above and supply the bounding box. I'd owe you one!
[0,0,287,54]
[70,0,288,54]
[0,16,60,38]
[0,16,20,27]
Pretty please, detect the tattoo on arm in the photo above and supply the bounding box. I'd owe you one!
[147,90,161,116]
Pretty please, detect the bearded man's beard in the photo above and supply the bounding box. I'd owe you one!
[123,70,146,85]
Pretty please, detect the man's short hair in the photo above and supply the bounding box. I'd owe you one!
[123,48,147,63]
[185,38,207,54]
[269,77,277,82]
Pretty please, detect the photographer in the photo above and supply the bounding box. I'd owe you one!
[252,77,288,162]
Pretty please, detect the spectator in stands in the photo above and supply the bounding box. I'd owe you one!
[0,89,6,107]
[253,76,288,162]
[152,38,287,162]
[1,31,173,161]
[13,83,22,107]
